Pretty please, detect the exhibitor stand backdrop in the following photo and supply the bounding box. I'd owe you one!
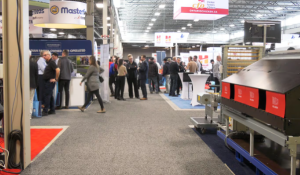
[100,44,110,103]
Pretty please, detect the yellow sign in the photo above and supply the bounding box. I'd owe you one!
[192,3,205,9]
[198,96,201,102]
[50,5,59,15]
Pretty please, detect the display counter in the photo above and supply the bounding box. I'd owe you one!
[54,76,85,107]
[188,74,210,106]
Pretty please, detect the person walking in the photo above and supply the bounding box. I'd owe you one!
[56,50,74,109]
[148,57,159,94]
[169,57,179,97]
[126,54,139,99]
[42,51,60,116]
[162,58,170,94]
[29,51,38,119]
[78,56,105,113]
[138,55,149,100]
[116,59,127,101]
[37,51,47,102]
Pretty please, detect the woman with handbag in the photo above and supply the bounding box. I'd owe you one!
[116,59,127,101]
[78,56,105,113]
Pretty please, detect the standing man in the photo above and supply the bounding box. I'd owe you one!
[57,50,73,109]
[153,58,161,93]
[52,52,59,65]
[109,56,116,97]
[37,51,47,102]
[169,57,179,97]
[193,55,201,73]
[29,51,38,119]
[148,57,159,94]
[213,56,222,92]
[177,57,184,96]
[186,56,197,73]
[42,51,60,116]
[138,55,149,100]
[162,58,170,94]
[126,54,139,99]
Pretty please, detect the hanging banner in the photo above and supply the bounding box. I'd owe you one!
[174,0,229,20]
[0,16,43,34]
[155,32,189,47]
[32,1,86,28]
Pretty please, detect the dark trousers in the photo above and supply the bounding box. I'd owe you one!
[58,79,70,107]
[37,75,45,102]
[127,77,139,98]
[140,79,147,98]
[117,76,126,99]
[115,77,120,99]
[83,89,104,109]
[152,75,161,92]
[170,74,178,96]
[177,74,182,95]
[148,76,159,93]
[43,80,55,113]
[109,75,116,95]
[214,77,220,92]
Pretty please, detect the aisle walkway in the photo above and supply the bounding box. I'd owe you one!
[22,91,232,175]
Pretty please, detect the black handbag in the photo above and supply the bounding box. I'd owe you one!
[99,76,104,83]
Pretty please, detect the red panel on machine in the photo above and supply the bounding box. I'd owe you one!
[245,87,259,108]
[221,82,230,99]
[234,85,246,104]
[266,91,286,118]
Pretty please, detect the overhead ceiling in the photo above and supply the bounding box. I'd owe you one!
[118,0,300,35]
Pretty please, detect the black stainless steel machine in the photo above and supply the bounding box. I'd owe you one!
[221,55,300,136]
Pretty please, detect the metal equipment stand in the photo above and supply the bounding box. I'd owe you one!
[190,85,220,133]
[222,106,300,175]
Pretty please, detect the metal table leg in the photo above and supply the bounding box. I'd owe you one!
[250,129,254,157]
[225,115,229,136]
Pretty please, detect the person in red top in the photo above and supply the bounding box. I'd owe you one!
[109,56,115,70]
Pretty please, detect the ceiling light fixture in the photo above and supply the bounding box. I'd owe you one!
[229,24,235,27]
[220,28,225,30]
[194,19,199,22]
[145,30,149,32]
[155,13,160,16]
[145,45,149,47]
[50,28,56,31]
[149,23,154,26]
[182,27,186,30]
[147,27,151,29]
[256,14,263,18]
[151,18,156,21]
[177,30,181,33]
[159,4,165,8]
[212,31,217,33]
[107,17,110,20]
[58,32,64,35]
[241,20,245,23]
[107,24,111,26]
[275,7,283,11]
[187,23,192,26]
[96,3,103,8]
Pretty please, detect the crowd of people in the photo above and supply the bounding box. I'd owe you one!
[29,51,222,118]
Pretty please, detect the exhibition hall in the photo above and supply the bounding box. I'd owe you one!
[0,0,300,174]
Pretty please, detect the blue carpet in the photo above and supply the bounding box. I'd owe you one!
[164,94,206,109]
[193,128,256,175]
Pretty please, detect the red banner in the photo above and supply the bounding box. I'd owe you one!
[234,85,246,104]
[266,91,285,118]
[245,87,259,108]
[221,82,230,99]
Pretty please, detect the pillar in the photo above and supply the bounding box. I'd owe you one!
[103,0,108,45]
[110,14,114,56]
[175,43,179,56]
[2,0,31,168]
[86,0,95,52]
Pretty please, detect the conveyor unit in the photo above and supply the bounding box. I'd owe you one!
[221,56,300,136]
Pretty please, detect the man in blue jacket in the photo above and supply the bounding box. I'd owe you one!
[109,59,116,97]
[138,55,149,100]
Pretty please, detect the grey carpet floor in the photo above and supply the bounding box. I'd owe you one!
[22,89,233,175]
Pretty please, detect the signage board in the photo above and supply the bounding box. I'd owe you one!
[155,32,189,47]
[189,51,213,70]
[174,0,229,20]
[33,1,86,28]
[30,40,92,56]
[0,16,43,34]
